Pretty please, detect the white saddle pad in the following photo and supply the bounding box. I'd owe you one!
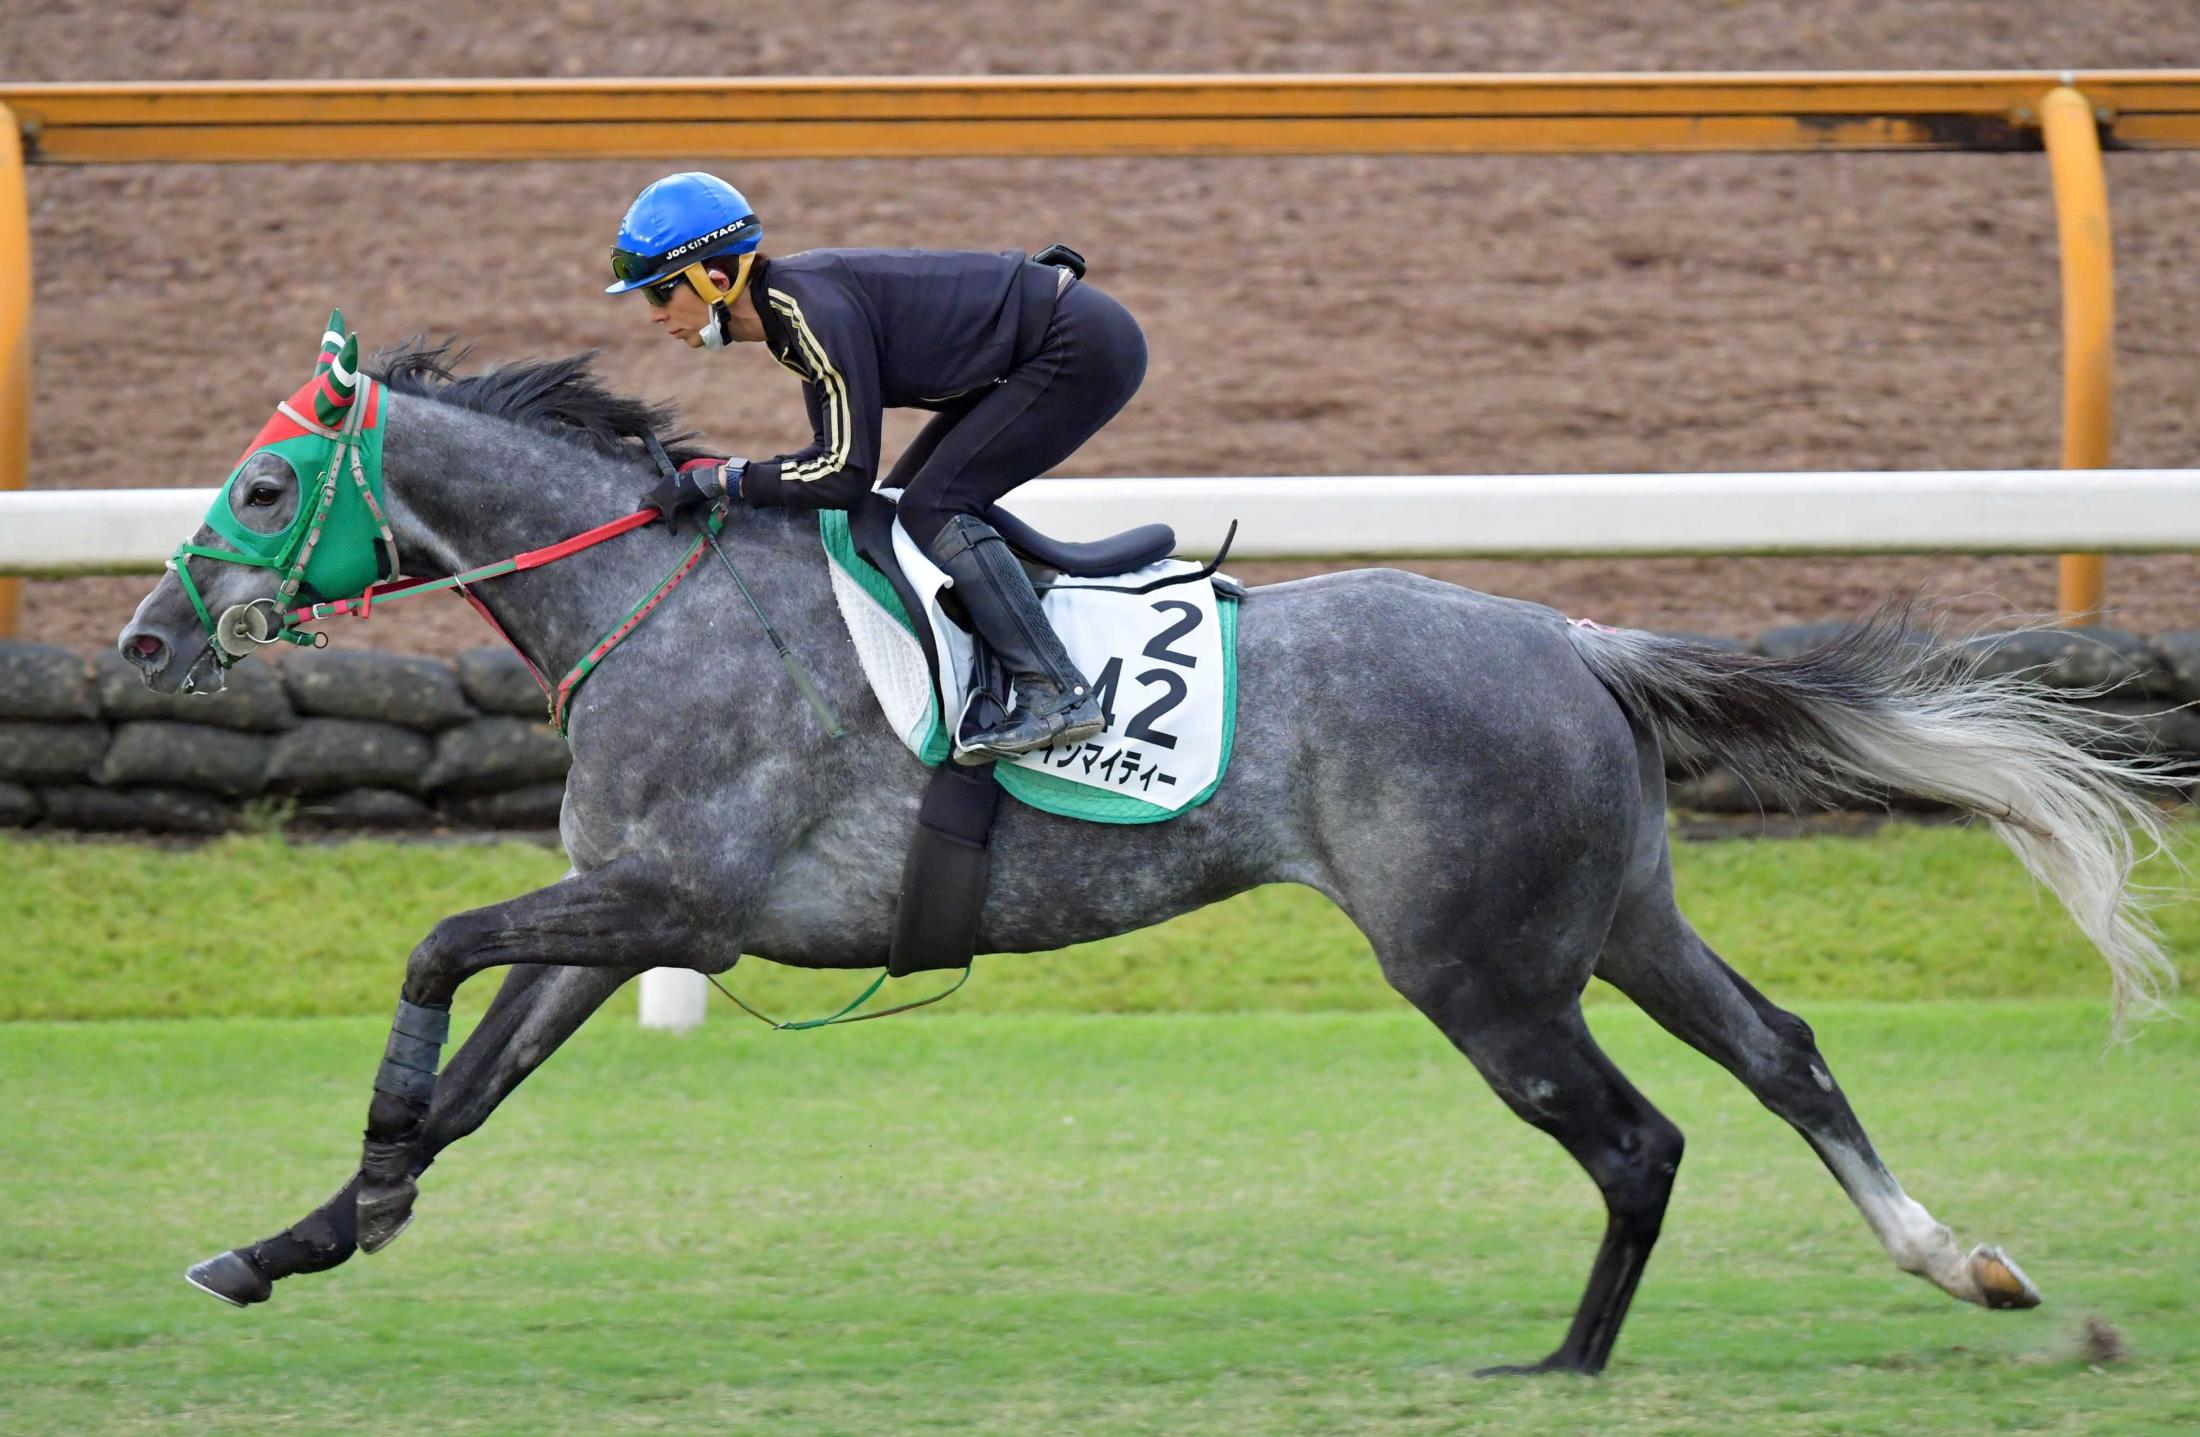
[822,511,1237,824]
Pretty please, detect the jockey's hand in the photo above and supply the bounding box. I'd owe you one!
[688,456,746,501]
[640,457,735,534]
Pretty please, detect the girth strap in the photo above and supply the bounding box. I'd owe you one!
[888,763,1004,978]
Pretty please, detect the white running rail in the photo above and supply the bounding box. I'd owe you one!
[6,470,2200,576]
[10,467,2198,1029]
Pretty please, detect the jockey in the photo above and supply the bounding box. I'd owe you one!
[608,171,1147,762]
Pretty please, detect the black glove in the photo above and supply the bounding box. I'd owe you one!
[639,458,726,535]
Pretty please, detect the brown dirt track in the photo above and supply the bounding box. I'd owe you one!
[9,2,2200,655]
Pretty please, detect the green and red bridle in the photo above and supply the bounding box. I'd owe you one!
[172,311,840,740]
[170,310,398,679]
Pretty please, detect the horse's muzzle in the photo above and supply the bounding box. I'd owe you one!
[115,618,207,694]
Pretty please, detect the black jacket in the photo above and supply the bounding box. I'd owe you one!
[740,248,1063,511]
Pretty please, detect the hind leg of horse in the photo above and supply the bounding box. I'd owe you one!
[1595,877,2040,1310]
[1390,963,1685,1376]
[186,962,633,1306]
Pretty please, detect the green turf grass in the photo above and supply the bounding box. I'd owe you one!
[1,1003,2194,1435]
[2,821,2194,1023]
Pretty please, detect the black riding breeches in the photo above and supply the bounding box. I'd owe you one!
[889,280,1147,553]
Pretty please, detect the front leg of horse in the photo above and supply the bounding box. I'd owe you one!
[357,1004,448,1251]
[186,963,631,1306]
[356,861,701,1253]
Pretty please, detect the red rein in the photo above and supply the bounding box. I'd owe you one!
[282,506,677,729]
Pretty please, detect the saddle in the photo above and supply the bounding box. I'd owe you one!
[828,491,1243,976]
[847,493,1181,668]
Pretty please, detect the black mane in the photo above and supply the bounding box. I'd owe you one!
[369,339,707,468]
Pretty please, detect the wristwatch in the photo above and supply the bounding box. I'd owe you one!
[721,458,748,500]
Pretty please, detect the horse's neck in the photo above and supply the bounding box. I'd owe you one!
[375,395,814,683]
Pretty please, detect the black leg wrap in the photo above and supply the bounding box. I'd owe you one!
[372,998,449,1103]
[373,1058,438,1103]
[382,1028,442,1072]
[357,1001,445,1258]
[392,998,451,1045]
[361,1137,413,1185]
[191,1172,369,1305]
[247,1178,362,1280]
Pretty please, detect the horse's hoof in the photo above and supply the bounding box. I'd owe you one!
[357,1177,418,1255]
[184,1250,271,1308]
[1970,1244,2042,1309]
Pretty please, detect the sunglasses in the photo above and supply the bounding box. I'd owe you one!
[610,248,684,305]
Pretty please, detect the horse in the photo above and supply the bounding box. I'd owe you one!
[117,332,2178,1376]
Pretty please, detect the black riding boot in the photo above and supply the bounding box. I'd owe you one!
[927,514,1107,763]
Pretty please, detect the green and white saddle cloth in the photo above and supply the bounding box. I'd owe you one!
[821,507,1240,824]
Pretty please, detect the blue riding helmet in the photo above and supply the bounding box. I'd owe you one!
[606,173,763,294]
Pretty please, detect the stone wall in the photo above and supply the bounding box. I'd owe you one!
[0,645,568,834]
[2,626,2195,833]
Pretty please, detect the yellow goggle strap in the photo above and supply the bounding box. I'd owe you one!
[682,252,757,309]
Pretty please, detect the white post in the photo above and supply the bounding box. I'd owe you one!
[637,968,709,1031]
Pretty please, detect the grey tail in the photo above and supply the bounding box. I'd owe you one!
[1563,614,2185,1033]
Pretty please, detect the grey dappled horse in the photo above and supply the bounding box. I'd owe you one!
[120,346,2178,1375]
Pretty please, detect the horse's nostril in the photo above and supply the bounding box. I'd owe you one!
[132,634,165,659]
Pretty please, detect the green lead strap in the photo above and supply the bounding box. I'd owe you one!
[706,963,974,1031]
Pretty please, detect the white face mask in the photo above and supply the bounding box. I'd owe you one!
[695,302,732,350]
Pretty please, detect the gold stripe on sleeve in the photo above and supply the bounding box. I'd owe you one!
[767,293,852,482]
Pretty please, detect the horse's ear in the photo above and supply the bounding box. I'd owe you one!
[313,309,349,379]
[313,332,361,427]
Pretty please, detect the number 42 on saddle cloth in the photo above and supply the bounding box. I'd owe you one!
[821,492,1242,827]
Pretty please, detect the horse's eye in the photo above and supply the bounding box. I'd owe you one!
[245,480,282,507]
